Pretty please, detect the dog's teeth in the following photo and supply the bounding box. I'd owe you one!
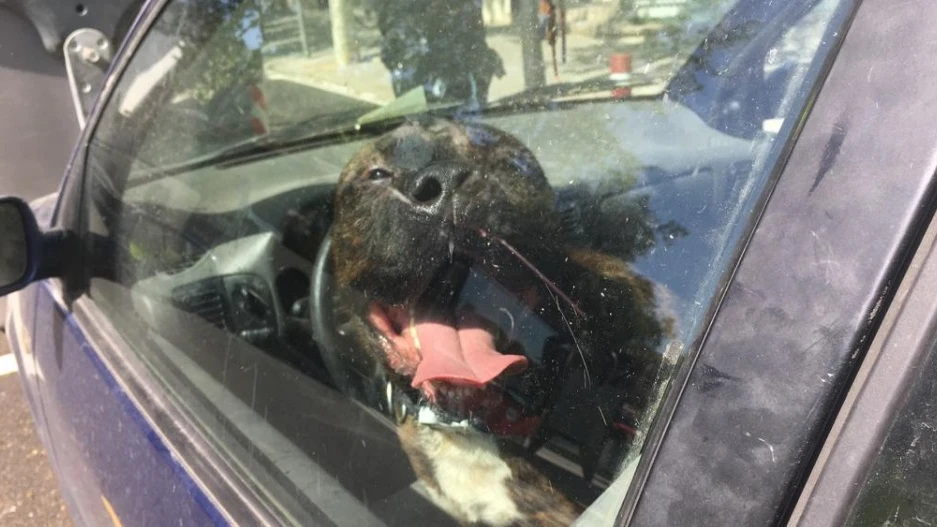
[408,311,421,352]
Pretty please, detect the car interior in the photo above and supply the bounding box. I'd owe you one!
[78,0,841,523]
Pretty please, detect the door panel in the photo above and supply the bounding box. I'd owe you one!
[30,281,226,526]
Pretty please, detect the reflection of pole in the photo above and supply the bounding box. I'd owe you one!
[517,0,545,89]
[329,0,354,66]
[560,0,566,64]
[296,1,309,57]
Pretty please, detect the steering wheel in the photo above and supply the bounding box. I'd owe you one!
[310,233,349,391]
[310,231,387,408]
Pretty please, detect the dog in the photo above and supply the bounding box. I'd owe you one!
[328,117,671,526]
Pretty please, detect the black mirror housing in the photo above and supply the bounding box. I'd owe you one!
[0,196,71,297]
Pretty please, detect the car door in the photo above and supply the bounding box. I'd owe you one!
[790,188,937,527]
[21,103,228,527]
[18,0,934,525]
[8,5,245,526]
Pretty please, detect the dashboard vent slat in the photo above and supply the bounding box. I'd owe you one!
[171,280,228,330]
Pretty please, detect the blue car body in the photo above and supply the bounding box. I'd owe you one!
[7,194,223,526]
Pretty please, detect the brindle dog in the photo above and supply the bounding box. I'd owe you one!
[328,118,668,526]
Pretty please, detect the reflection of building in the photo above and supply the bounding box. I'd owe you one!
[480,0,694,36]
[482,0,514,26]
[634,0,688,20]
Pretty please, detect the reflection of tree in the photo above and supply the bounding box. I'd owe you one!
[666,18,761,100]
[630,0,735,66]
[157,0,264,102]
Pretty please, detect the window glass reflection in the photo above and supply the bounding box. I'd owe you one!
[85,0,851,524]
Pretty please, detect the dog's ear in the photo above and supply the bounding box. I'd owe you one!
[565,248,655,307]
[563,246,673,415]
[563,246,674,358]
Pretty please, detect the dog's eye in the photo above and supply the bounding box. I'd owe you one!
[367,168,393,181]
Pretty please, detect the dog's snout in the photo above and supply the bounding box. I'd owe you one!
[408,161,471,212]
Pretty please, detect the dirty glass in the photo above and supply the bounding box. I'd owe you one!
[846,339,937,526]
[84,0,850,524]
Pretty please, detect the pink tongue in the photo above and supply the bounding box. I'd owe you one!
[410,318,528,389]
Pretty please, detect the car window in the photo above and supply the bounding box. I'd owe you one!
[83,0,849,524]
[846,337,937,526]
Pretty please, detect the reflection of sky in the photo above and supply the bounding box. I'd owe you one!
[242,16,262,50]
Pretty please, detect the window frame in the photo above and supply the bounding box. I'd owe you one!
[789,210,937,525]
[53,0,906,524]
[626,0,937,524]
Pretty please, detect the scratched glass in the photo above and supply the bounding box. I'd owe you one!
[85,0,850,524]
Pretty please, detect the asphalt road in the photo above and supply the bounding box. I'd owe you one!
[0,336,73,526]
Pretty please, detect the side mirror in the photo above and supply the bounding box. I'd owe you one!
[0,197,41,295]
[0,197,71,297]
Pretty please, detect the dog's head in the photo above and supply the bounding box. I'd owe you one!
[332,117,557,294]
[330,118,666,436]
[330,118,568,426]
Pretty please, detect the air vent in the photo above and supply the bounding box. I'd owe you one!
[171,279,228,330]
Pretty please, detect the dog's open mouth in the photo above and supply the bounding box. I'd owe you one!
[367,288,533,434]
[366,239,573,436]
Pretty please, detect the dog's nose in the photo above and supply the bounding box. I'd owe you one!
[407,161,471,213]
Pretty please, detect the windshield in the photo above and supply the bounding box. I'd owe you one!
[84,0,852,525]
[104,0,837,175]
